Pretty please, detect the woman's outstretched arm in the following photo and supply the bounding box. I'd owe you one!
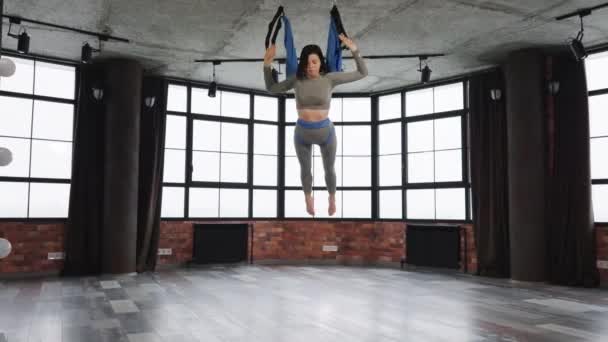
[263,44,296,93]
[326,34,368,86]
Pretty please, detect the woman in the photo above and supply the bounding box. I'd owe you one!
[263,34,368,216]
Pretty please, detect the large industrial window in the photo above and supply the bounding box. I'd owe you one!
[586,51,608,223]
[0,55,76,219]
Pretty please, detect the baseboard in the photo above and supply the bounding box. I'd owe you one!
[0,270,60,280]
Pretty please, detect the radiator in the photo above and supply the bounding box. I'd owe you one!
[193,224,249,264]
[406,224,460,269]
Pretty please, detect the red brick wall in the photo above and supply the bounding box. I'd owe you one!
[158,221,194,266]
[0,220,602,283]
[0,222,64,274]
[461,224,477,274]
[596,225,608,283]
[252,221,405,265]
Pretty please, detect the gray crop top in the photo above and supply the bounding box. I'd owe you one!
[263,49,368,110]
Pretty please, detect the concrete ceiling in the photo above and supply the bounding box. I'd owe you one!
[2,0,608,93]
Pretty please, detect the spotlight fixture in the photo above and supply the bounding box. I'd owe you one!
[569,14,588,62]
[17,31,30,54]
[208,61,220,98]
[418,57,431,84]
[490,89,502,101]
[7,18,30,54]
[144,96,156,108]
[81,42,100,64]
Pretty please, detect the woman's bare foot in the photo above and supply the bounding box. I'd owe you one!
[305,193,315,216]
[328,194,336,216]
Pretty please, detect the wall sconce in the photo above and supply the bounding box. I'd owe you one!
[547,81,560,95]
[490,88,502,101]
[91,86,104,101]
[144,96,156,108]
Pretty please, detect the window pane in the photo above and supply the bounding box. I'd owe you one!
[343,157,371,186]
[0,96,32,138]
[285,156,301,187]
[585,51,608,92]
[193,120,220,151]
[406,88,433,117]
[408,152,434,183]
[379,122,401,155]
[434,117,461,150]
[189,188,219,217]
[0,137,30,177]
[434,83,463,113]
[163,149,185,183]
[379,155,402,186]
[591,138,608,179]
[30,140,72,179]
[380,190,402,219]
[0,182,28,218]
[285,190,309,217]
[589,95,608,138]
[408,121,433,152]
[29,183,70,218]
[593,185,608,222]
[253,190,277,218]
[221,91,250,119]
[32,101,74,141]
[254,155,277,186]
[254,95,278,121]
[0,57,33,94]
[254,124,278,155]
[167,85,187,112]
[165,115,186,149]
[192,151,219,182]
[329,98,342,122]
[34,62,75,99]
[407,189,434,219]
[161,187,184,218]
[313,156,342,188]
[379,93,401,120]
[435,150,462,182]
[314,190,342,218]
[342,190,371,218]
[221,122,248,153]
[220,153,248,183]
[220,188,248,217]
[342,97,371,122]
[343,126,371,156]
[191,87,220,115]
[286,98,298,123]
[436,188,465,220]
[285,126,296,156]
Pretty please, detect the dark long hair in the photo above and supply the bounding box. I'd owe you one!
[296,44,328,80]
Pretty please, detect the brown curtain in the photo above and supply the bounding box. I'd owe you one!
[136,77,167,272]
[545,53,599,287]
[63,65,105,276]
[469,70,510,278]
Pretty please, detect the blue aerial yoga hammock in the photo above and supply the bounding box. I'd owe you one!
[265,5,349,77]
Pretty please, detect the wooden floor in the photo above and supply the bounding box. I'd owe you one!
[1,264,607,341]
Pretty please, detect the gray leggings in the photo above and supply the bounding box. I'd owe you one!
[294,119,337,195]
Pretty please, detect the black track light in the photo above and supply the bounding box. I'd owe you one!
[17,31,29,54]
[569,14,588,62]
[208,81,217,98]
[418,57,431,84]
